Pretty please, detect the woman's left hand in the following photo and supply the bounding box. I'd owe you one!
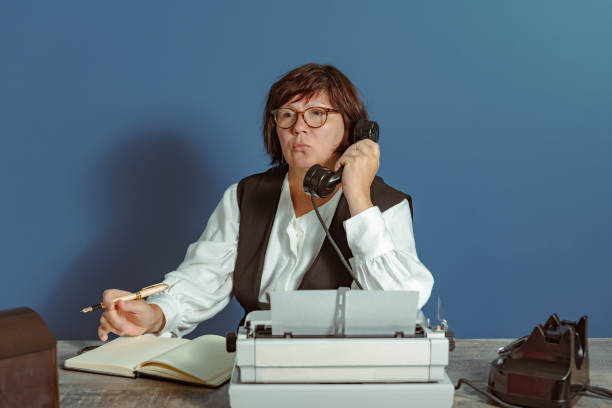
[334,139,380,216]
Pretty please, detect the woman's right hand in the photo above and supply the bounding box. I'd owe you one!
[98,289,166,341]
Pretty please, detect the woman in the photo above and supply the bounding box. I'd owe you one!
[98,63,433,340]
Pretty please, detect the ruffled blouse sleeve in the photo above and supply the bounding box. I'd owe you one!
[343,199,434,309]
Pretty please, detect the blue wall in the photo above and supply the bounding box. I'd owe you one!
[1,1,610,340]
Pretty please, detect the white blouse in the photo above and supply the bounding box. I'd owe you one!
[148,174,434,337]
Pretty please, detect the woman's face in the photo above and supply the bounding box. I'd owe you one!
[276,91,345,172]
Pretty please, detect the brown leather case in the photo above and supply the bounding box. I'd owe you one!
[0,307,58,408]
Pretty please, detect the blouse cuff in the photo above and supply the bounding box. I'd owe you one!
[147,292,181,337]
[343,205,394,258]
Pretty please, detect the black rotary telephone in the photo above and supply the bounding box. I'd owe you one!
[303,118,379,198]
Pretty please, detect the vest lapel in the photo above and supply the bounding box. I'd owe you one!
[234,165,287,313]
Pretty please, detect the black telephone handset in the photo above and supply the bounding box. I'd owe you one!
[303,118,379,198]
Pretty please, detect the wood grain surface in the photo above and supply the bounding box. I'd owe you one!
[58,339,612,407]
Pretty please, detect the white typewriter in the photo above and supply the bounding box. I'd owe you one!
[228,289,454,408]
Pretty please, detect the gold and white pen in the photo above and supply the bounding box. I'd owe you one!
[80,283,169,313]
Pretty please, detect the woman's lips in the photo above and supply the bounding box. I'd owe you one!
[293,144,309,152]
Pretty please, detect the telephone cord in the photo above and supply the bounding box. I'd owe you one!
[454,378,612,407]
[310,194,363,290]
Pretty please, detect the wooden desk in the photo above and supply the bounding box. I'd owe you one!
[59,339,612,407]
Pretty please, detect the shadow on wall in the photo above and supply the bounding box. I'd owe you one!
[45,127,244,339]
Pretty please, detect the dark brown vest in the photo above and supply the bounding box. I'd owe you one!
[233,164,412,315]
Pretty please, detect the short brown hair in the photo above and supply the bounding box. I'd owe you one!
[263,63,368,165]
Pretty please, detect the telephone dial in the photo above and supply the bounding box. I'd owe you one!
[303,118,379,198]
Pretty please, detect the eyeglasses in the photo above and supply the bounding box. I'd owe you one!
[272,107,341,129]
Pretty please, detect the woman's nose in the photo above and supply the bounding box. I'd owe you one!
[292,112,309,132]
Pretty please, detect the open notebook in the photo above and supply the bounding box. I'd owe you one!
[64,334,235,387]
